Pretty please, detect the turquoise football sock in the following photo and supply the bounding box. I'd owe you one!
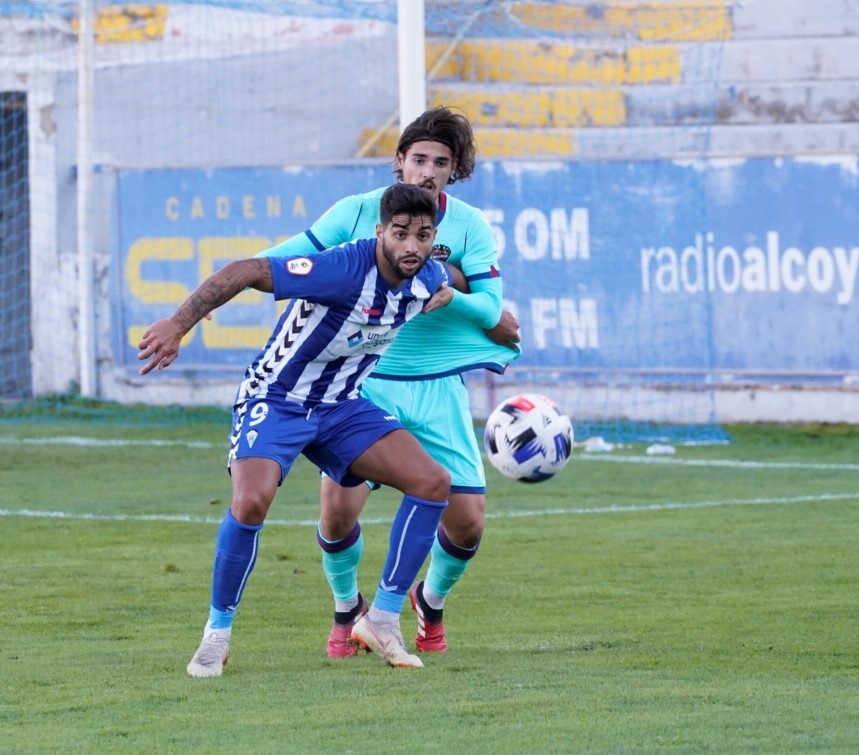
[424,527,479,607]
[318,522,364,603]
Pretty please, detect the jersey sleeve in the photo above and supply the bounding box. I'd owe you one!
[443,209,504,328]
[267,245,365,304]
[257,231,318,257]
[256,194,367,258]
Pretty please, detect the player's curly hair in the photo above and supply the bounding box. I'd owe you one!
[394,106,477,185]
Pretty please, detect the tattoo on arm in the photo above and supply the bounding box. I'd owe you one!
[174,259,273,331]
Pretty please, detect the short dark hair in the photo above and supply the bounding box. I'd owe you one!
[379,183,438,226]
[394,106,477,185]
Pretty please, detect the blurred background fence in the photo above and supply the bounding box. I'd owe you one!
[1,0,858,438]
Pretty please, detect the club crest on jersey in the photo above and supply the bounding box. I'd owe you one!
[431,244,451,261]
[286,257,313,275]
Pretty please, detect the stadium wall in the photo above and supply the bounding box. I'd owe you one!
[2,0,858,423]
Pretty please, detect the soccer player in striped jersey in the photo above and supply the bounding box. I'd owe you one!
[138,184,468,673]
[259,107,521,657]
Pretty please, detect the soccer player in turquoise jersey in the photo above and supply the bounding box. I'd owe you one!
[260,107,521,657]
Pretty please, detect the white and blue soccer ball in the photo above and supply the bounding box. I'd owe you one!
[483,393,574,483]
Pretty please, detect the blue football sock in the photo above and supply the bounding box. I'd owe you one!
[372,495,447,614]
[318,522,364,604]
[208,508,263,629]
[424,527,479,608]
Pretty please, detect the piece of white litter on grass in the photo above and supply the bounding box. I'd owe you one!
[646,443,676,455]
[581,436,615,453]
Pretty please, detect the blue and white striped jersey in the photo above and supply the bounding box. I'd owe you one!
[235,238,451,408]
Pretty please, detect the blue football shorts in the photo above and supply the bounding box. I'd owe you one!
[228,395,404,488]
[361,374,486,494]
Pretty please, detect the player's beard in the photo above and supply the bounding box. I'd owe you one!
[381,238,427,281]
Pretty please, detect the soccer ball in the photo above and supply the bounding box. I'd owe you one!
[483,393,574,483]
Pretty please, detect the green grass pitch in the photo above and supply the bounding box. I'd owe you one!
[1,403,857,753]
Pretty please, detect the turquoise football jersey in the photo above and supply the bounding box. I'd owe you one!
[261,186,521,379]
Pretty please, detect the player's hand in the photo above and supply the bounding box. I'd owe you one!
[137,317,185,375]
[424,282,454,313]
[485,309,520,348]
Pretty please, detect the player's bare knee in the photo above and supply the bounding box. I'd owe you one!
[231,493,272,525]
[319,483,365,538]
[440,494,485,543]
[424,465,451,502]
[441,512,484,545]
[402,464,449,502]
[320,495,353,522]
[319,507,358,541]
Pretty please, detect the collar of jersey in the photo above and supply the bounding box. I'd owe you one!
[436,192,447,226]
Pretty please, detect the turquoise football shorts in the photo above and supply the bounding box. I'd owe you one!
[361,374,486,494]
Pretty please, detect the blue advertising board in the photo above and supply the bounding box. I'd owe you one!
[114,157,859,382]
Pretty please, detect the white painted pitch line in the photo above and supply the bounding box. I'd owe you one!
[0,436,216,449]
[2,435,858,472]
[580,454,859,472]
[484,492,858,519]
[1,492,855,528]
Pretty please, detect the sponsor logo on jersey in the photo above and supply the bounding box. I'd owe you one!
[347,331,363,348]
[362,306,383,316]
[431,244,451,261]
[286,257,313,275]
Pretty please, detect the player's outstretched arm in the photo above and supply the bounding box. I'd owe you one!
[137,258,273,375]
